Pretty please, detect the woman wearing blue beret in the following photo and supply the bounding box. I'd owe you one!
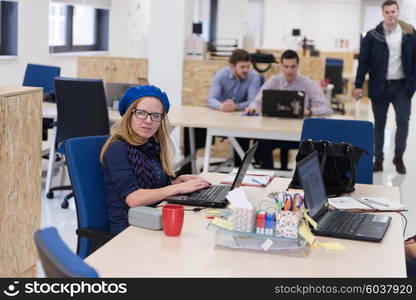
[100,85,211,234]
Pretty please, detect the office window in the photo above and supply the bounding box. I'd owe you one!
[73,5,95,46]
[0,1,18,56]
[49,3,109,53]
[49,3,67,46]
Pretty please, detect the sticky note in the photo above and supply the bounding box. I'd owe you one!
[303,210,318,229]
[298,220,315,245]
[211,218,233,231]
[318,242,346,250]
[206,210,220,215]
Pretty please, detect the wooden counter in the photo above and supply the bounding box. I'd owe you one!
[0,86,42,277]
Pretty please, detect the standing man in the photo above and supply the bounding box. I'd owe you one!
[354,0,416,174]
[246,50,332,169]
[208,49,261,111]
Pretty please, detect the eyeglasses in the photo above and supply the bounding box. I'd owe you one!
[132,109,164,122]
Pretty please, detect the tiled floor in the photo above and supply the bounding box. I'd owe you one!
[39,99,416,269]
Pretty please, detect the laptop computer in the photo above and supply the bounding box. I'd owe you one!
[165,142,259,208]
[262,90,305,118]
[105,83,135,107]
[297,151,391,242]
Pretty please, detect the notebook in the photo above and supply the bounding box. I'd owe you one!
[297,151,391,242]
[220,169,274,187]
[262,90,305,118]
[165,142,259,208]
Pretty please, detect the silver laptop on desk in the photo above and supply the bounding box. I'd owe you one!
[165,142,259,208]
[297,151,391,242]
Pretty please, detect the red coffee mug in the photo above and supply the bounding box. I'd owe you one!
[162,204,184,236]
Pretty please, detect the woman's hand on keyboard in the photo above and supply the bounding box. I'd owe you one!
[173,179,211,194]
[173,174,211,185]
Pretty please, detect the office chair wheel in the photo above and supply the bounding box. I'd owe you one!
[46,191,54,199]
[61,200,69,209]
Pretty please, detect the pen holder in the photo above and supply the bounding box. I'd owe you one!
[231,207,256,233]
[275,210,302,239]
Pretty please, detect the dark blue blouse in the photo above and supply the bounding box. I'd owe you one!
[102,141,169,234]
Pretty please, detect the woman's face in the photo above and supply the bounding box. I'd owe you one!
[130,97,164,140]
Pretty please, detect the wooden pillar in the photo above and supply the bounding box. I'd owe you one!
[0,86,42,277]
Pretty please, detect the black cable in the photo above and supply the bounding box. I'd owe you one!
[396,211,408,238]
[185,207,208,212]
[157,204,208,212]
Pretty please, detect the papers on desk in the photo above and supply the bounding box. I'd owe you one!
[328,196,406,212]
[226,188,253,209]
[220,169,274,187]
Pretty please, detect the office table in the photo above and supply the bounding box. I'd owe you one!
[42,103,369,174]
[198,110,361,172]
[85,173,406,277]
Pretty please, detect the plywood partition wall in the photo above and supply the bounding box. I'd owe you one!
[0,86,42,277]
[77,56,148,84]
[182,58,279,106]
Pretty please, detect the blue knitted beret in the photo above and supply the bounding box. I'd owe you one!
[119,85,170,116]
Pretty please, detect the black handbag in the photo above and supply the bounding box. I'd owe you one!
[288,140,368,197]
[250,53,276,73]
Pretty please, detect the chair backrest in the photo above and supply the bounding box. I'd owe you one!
[300,118,374,184]
[65,135,109,258]
[23,64,61,94]
[325,58,344,95]
[34,227,99,278]
[55,77,110,145]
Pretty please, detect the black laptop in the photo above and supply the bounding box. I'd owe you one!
[262,90,305,118]
[165,142,259,208]
[297,151,391,242]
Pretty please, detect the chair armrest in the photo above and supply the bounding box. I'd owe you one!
[76,228,114,243]
[76,228,115,256]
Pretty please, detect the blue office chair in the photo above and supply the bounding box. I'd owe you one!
[300,118,374,184]
[23,63,61,95]
[34,227,99,278]
[65,135,113,259]
[22,63,61,141]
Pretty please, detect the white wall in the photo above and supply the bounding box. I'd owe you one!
[217,0,248,48]
[109,0,149,58]
[263,0,361,52]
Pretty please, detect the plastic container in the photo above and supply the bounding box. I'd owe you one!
[207,222,310,257]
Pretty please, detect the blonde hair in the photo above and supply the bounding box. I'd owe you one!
[100,97,175,177]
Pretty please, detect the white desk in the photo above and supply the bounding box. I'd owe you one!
[42,103,369,174]
[198,110,361,172]
[85,173,406,277]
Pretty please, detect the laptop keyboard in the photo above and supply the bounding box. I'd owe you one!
[325,211,365,235]
[187,185,230,202]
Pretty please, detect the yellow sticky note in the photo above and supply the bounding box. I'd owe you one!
[211,218,233,231]
[318,242,346,250]
[298,220,315,245]
[303,210,318,230]
[206,210,220,215]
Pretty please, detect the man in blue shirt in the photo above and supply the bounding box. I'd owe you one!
[180,49,261,173]
[208,49,261,111]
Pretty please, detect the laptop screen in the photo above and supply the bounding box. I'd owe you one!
[296,151,328,218]
[262,90,305,118]
[231,142,258,189]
